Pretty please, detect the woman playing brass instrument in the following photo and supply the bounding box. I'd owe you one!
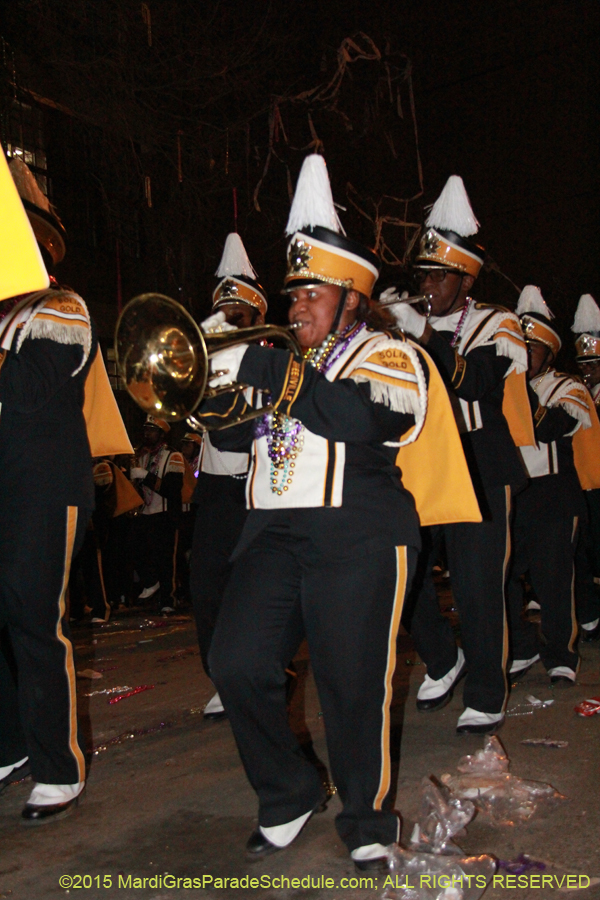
[198,156,431,870]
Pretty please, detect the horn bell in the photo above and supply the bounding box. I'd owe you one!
[115,293,209,421]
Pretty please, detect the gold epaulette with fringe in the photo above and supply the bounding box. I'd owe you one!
[473,301,512,314]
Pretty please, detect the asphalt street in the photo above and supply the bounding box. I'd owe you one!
[1,591,599,900]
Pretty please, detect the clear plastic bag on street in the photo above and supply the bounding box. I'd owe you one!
[380,779,496,900]
[456,736,508,775]
[382,844,496,900]
[409,778,475,855]
[439,735,565,825]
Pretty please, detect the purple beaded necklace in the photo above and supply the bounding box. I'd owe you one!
[257,321,365,494]
[449,297,473,348]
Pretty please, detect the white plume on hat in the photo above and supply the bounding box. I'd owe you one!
[572,294,600,334]
[516,285,554,319]
[426,175,479,237]
[285,154,344,236]
[215,233,258,278]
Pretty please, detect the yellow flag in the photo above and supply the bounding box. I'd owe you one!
[0,147,49,301]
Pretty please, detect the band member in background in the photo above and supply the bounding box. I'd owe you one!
[571,293,600,640]
[390,175,534,734]
[87,457,143,613]
[0,153,132,822]
[507,287,600,683]
[189,233,267,719]
[130,416,184,615]
[200,156,478,869]
[68,460,113,625]
[181,433,202,477]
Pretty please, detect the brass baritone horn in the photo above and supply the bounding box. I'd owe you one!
[114,293,302,431]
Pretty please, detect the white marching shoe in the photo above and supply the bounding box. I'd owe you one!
[456,707,504,735]
[0,757,29,791]
[548,666,576,685]
[246,808,315,859]
[509,654,540,678]
[416,647,466,711]
[351,842,389,872]
[21,781,85,825]
[138,582,160,600]
[203,692,226,719]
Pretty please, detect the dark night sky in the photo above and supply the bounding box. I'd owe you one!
[306,0,599,312]
[3,0,598,349]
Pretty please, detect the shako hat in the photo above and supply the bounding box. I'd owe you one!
[572,294,600,363]
[144,414,170,433]
[9,158,66,265]
[414,175,485,278]
[181,432,202,446]
[283,154,380,298]
[212,233,267,317]
[516,285,561,357]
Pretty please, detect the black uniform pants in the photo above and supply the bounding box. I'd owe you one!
[69,526,109,621]
[132,512,178,606]
[190,486,248,675]
[209,526,416,853]
[103,515,134,607]
[0,504,88,783]
[506,477,580,672]
[404,484,511,714]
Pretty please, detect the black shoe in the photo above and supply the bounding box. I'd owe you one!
[416,654,467,712]
[21,795,80,826]
[417,691,455,712]
[550,675,576,685]
[581,622,600,642]
[0,759,30,795]
[246,796,327,860]
[246,828,283,860]
[456,708,504,735]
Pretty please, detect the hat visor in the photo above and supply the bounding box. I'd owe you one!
[412,261,465,272]
[281,276,344,294]
[213,297,262,311]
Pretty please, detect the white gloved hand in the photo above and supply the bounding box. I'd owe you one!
[209,344,249,387]
[387,297,427,339]
[130,467,148,480]
[200,310,238,335]
[379,287,406,305]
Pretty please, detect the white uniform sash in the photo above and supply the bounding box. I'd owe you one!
[246,330,427,510]
[520,369,590,478]
[430,303,527,434]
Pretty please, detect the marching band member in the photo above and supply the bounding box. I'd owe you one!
[87,457,143,613]
[571,293,600,640]
[390,175,534,734]
[130,416,185,615]
[507,287,600,683]
[189,234,267,719]
[0,153,131,822]
[199,156,478,869]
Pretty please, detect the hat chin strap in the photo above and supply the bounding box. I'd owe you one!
[330,287,348,334]
[438,274,465,317]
